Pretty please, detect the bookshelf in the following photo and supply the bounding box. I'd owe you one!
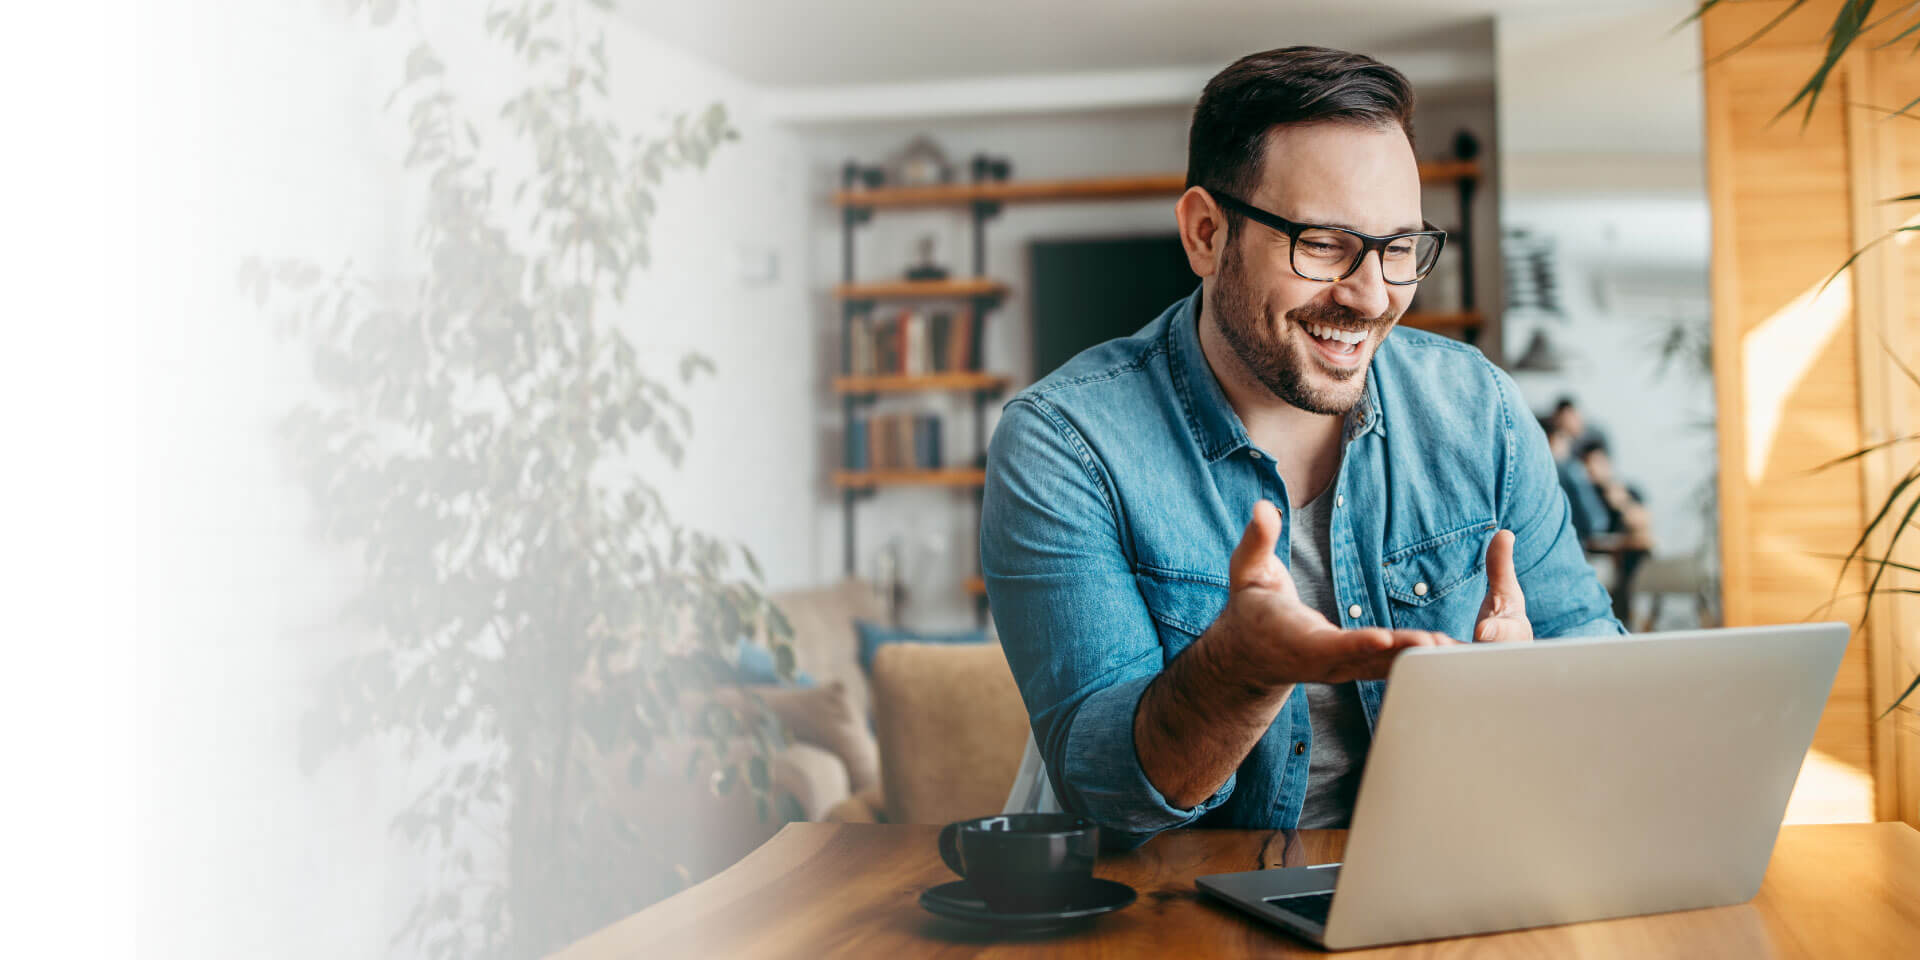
[833,372,1010,395]
[832,468,988,489]
[831,162,1480,209]
[835,278,1008,301]
[837,162,1014,626]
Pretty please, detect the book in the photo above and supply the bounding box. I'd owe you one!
[896,309,911,374]
[903,310,926,375]
[918,414,942,468]
[947,308,974,372]
[848,313,874,376]
[845,413,869,470]
[929,310,951,372]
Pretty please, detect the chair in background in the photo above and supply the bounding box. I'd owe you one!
[863,641,1030,824]
[1628,553,1718,632]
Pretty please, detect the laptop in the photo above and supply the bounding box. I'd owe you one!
[1196,622,1848,950]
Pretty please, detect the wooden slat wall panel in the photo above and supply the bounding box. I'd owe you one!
[1854,44,1920,826]
[1703,3,1877,822]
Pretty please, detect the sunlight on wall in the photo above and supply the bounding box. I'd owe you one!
[1742,276,1852,486]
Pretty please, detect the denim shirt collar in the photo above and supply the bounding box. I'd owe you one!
[1167,284,1386,464]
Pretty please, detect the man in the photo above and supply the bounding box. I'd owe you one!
[980,47,1622,850]
[1577,437,1655,623]
[1546,410,1608,542]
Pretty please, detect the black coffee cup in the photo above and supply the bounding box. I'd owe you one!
[937,813,1099,912]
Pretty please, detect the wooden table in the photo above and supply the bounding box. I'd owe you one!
[553,822,1920,958]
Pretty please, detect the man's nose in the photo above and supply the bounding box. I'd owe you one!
[1330,249,1392,320]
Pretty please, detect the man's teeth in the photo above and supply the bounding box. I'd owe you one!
[1306,322,1367,345]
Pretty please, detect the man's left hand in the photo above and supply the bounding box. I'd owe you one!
[1474,529,1533,643]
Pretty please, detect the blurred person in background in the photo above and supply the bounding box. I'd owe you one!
[1578,437,1654,622]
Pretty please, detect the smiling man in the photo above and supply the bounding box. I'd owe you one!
[980,47,1623,848]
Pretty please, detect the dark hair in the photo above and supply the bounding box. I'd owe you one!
[1576,437,1610,460]
[1553,396,1579,413]
[1186,46,1416,229]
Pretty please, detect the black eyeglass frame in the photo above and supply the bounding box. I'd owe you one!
[1209,190,1447,286]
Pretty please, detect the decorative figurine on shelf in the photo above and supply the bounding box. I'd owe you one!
[1452,128,1481,162]
[889,135,954,187]
[969,153,1012,183]
[904,234,949,282]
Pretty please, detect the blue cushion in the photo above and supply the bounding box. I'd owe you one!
[854,619,989,673]
[736,637,814,686]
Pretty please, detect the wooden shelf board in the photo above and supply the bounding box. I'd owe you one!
[834,371,1010,395]
[835,278,1007,301]
[833,468,986,489]
[834,163,1480,209]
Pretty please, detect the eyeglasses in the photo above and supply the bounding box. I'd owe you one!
[1209,191,1446,285]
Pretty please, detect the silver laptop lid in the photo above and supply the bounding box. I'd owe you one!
[1321,622,1847,950]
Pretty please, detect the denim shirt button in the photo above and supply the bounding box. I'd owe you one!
[1335,494,1344,507]
[1414,581,1429,597]
[1347,604,1363,619]
[1293,741,1306,756]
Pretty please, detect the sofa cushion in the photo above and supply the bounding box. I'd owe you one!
[868,642,1029,825]
[713,679,880,794]
[854,619,989,673]
[763,579,888,720]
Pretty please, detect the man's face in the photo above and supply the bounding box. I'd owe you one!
[1556,407,1586,440]
[1582,448,1614,485]
[1209,122,1423,416]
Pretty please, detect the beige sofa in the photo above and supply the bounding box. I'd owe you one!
[599,580,891,886]
[602,579,1034,889]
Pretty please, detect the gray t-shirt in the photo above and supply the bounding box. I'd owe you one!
[1289,487,1373,828]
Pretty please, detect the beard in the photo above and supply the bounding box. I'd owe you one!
[1209,240,1394,416]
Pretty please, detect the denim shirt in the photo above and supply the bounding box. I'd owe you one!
[980,286,1623,849]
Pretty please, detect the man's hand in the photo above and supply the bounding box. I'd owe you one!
[1474,529,1533,643]
[1225,500,1455,685]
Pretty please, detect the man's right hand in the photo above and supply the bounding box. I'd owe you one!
[1222,499,1455,686]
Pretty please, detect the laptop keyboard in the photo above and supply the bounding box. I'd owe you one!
[1264,891,1335,926]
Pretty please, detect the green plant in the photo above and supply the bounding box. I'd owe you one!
[1691,0,1920,714]
[1811,342,1920,715]
[238,0,795,956]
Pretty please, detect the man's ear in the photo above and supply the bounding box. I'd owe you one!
[1175,186,1228,279]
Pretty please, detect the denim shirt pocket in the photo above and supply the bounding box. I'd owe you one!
[1134,567,1230,661]
[1382,518,1495,637]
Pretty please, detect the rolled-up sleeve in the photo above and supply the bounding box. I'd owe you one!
[1491,368,1627,639]
[980,397,1233,846]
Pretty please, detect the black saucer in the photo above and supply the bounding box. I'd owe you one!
[919,878,1136,930]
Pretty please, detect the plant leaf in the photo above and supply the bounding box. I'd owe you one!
[1856,480,1920,624]
[1819,225,1920,294]
[1883,672,1920,718]
[1830,464,1920,594]
[405,44,444,83]
[1701,0,1810,64]
[1813,551,1920,577]
[1777,0,1875,128]
[1870,1,1920,46]
[1806,433,1920,472]
[1883,90,1920,120]
[1874,329,1920,393]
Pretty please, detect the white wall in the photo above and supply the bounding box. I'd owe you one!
[138,3,813,957]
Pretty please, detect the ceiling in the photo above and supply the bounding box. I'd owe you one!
[626,0,1685,89]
